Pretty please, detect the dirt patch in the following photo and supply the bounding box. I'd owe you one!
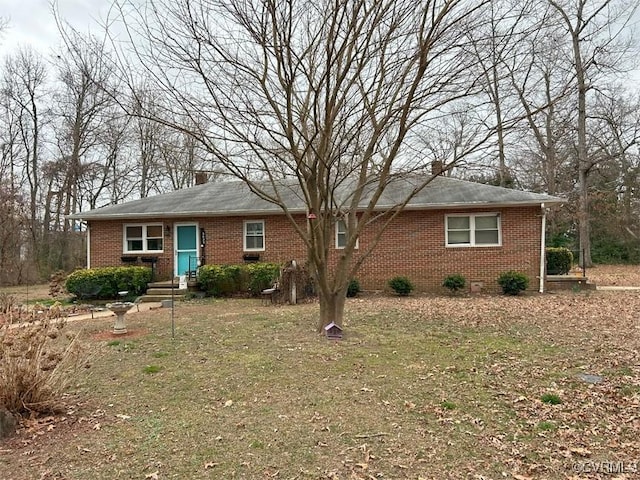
[90,328,149,341]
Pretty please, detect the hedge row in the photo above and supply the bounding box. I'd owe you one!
[65,266,152,300]
[198,262,281,297]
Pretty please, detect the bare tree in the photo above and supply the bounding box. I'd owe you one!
[113,0,490,330]
[1,48,48,266]
[588,87,640,251]
[465,0,541,186]
[501,10,576,236]
[83,106,132,208]
[547,0,638,266]
[0,184,29,284]
[52,29,117,221]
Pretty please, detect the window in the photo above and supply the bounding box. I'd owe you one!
[446,214,500,247]
[124,224,164,253]
[244,220,265,251]
[335,218,358,249]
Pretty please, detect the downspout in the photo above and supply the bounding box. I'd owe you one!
[86,222,91,269]
[539,203,546,293]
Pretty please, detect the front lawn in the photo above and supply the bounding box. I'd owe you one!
[1,292,639,479]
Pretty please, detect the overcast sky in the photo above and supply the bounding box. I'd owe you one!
[1,0,639,86]
[0,0,112,58]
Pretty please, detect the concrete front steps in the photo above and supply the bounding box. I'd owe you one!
[139,279,199,303]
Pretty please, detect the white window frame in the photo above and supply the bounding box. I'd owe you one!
[123,224,164,253]
[335,217,359,249]
[244,220,265,251]
[445,213,501,247]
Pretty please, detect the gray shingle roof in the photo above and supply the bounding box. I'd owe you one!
[69,176,563,220]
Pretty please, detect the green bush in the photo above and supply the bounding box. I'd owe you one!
[198,265,238,296]
[346,279,361,298]
[497,270,529,296]
[591,237,640,264]
[245,262,281,295]
[442,274,466,294]
[198,263,280,297]
[388,276,414,296]
[546,247,573,275]
[65,266,152,300]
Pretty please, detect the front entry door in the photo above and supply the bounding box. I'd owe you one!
[175,224,198,276]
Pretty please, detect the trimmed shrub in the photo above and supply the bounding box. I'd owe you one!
[443,274,466,294]
[198,262,280,297]
[497,270,529,295]
[198,265,238,296]
[388,276,414,296]
[546,247,573,275]
[346,279,361,298]
[65,266,152,300]
[245,262,281,295]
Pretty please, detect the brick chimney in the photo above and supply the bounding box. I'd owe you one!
[195,171,208,185]
[431,160,444,176]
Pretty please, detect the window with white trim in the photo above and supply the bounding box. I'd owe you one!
[124,224,164,253]
[335,218,358,249]
[244,220,265,251]
[446,213,500,247]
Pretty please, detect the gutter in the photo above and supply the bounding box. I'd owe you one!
[539,203,546,293]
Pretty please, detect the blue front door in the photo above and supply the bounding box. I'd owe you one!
[175,224,198,276]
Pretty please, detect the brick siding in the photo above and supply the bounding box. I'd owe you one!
[87,206,543,292]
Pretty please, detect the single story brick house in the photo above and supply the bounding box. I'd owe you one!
[69,175,563,293]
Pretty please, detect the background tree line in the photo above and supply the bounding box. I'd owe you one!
[0,0,638,287]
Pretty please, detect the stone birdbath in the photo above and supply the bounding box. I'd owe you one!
[108,302,134,335]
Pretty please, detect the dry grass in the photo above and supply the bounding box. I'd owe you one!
[0,284,51,305]
[0,288,638,480]
[0,319,86,417]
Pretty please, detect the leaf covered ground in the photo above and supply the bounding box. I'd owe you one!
[1,268,640,479]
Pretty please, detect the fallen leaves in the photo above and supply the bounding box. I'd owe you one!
[3,281,640,480]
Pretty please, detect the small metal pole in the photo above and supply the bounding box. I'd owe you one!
[171,276,175,339]
[582,248,586,278]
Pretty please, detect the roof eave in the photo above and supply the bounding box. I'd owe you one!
[398,199,564,211]
[68,208,307,221]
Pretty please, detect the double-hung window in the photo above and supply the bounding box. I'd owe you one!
[446,214,500,247]
[124,224,164,253]
[244,220,265,251]
[335,218,358,249]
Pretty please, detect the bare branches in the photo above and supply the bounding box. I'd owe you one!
[106,0,491,326]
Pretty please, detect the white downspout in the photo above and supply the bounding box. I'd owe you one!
[539,203,546,293]
[86,223,91,269]
[290,260,297,304]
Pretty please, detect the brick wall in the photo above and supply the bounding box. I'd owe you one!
[87,205,543,292]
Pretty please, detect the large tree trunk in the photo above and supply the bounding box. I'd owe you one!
[317,289,347,333]
[578,167,592,267]
[573,23,592,268]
